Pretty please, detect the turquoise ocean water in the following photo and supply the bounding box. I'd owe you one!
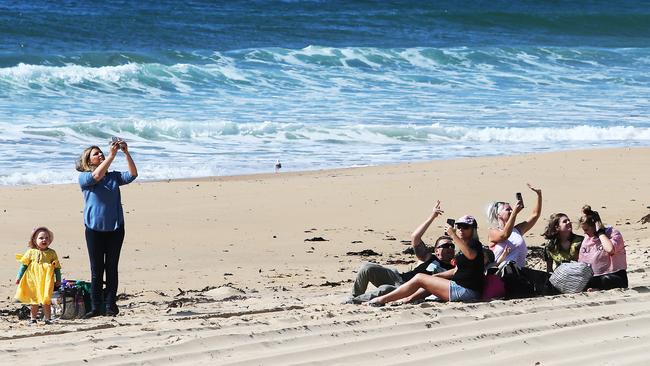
[1,1,649,184]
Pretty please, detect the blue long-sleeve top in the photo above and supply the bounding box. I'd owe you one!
[79,171,136,231]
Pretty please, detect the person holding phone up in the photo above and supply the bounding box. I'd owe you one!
[344,201,456,304]
[486,184,542,269]
[368,205,484,306]
[76,138,137,318]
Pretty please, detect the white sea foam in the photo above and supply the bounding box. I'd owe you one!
[0,63,139,88]
[0,170,78,186]
[4,119,650,145]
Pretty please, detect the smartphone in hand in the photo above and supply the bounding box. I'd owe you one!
[446,218,455,227]
[111,136,125,150]
[516,192,524,208]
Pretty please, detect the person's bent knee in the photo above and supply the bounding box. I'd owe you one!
[358,262,379,273]
[411,273,430,284]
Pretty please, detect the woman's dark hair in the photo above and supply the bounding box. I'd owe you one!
[542,213,568,240]
[579,205,601,228]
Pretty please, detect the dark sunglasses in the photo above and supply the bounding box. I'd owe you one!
[455,223,472,229]
[436,243,455,249]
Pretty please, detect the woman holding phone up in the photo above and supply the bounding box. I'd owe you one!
[486,184,542,269]
[76,138,137,317]
[368,211,484,306]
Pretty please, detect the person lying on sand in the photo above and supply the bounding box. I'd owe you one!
[367,213,484,306]
[344,201,455,304]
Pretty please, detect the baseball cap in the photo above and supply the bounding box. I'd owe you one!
[456,215,478,228]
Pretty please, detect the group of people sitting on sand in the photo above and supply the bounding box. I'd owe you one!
[346,184,628,306]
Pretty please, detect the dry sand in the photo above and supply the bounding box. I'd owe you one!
[1,147,649,365]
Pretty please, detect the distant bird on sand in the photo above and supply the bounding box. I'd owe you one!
[275,159,282,173]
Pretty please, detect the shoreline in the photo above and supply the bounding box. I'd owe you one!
[147,145,650,184]
[2,145,649,188]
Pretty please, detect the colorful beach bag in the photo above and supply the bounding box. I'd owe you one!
[549,262,593,294]
[52,280,91,319]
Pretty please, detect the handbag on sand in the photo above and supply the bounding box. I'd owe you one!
[549,262,593,294]
[482,274,506,301]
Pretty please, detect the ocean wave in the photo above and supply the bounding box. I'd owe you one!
[1,46,648,97]
[2,120,649,186]
[0,170,78,186]
[7,120,650,145]
[0,163,225,186]
[0,62,220,95]
[357,124,650,143]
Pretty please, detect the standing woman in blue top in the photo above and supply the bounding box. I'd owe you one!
[76,139,137,318]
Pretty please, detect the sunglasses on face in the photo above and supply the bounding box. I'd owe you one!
[455,223,472,229]
[436,243,455,249]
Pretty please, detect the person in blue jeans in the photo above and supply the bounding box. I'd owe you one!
[76,138,137,317]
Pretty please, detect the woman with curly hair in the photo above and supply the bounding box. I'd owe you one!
[542,213,583,273]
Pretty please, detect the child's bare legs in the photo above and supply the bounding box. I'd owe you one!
[29,304,52,322]
[43,303,52,321]
[30,305,39,321]
[370,273,451,305]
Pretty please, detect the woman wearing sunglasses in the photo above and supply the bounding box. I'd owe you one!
[368,211,484,306]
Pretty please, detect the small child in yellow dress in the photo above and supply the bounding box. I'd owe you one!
[15,226,62,325]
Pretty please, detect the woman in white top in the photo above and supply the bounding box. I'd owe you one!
[486,184,542,268]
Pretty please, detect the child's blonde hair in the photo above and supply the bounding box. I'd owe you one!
[28,226,54,248]
[76,145,101,172]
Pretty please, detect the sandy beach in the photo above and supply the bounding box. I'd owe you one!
[1,147,649,365]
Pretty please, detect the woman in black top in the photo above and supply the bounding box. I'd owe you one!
[369,210,484,306]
